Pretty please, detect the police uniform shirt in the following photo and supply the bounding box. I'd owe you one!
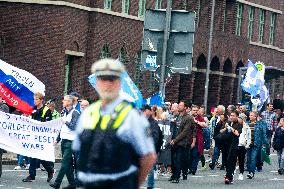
[73,96,155,157]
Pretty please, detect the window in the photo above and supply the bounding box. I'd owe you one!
[100,44,111,59]
[122,0,130,14]
[247,6,255,41]
[104,0,112,10]
[134,53,143,86]
[258,9,265,43]
[155,0,162,9]
[118,47,127,65]
[222,3,227,32]
[138,0,146,17]
[235,3,244,36]
[269,13,276,45]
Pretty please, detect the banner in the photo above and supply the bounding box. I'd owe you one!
[0,111,62,162]
[0,59,45,114]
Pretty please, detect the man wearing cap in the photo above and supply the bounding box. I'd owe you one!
[72,58,156,189]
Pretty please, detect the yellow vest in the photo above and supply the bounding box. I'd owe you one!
[83,100,133,130]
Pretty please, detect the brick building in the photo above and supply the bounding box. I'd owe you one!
[0,0,283,109]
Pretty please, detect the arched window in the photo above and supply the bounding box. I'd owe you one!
[138,0,146,17]
[100,44,111,59]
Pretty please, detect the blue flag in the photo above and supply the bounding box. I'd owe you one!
[143,92,164,106]
[241,60,262,97]
[88,72,143,108]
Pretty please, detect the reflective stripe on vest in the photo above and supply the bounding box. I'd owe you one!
[41,106,49,119]
[83,101,132,130]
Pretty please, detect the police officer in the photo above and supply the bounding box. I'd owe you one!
[72,58,157,189]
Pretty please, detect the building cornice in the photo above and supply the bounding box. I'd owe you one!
[237,0,282,14]
[0,0,144,21]
[250,42,284,53]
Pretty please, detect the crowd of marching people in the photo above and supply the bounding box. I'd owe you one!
[143,99,284,187]
[0,58,284,189]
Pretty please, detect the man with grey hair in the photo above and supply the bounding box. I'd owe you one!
[80,100,90,112]
[50,95,80,189]
[73,58,156,189]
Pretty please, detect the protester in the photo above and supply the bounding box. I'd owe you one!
[49,95,80,189]
[46,100,60,120]
[261,103,277,155]
[79,100,89,111]
[22,92,54,182]
[209,105,227,170]
[247,111,268,179]
[237,113,251,180]
[272,118,284,175]
[142,105,163,189]
[191,105,207,174]
[170,101,196,182]
[223,111,242,184]
[72,58,156,189]
[69,92,81,113]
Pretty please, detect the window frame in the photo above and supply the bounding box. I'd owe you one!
[235,3,244,36]
[138,0,146,17]
[247,6,255,41]
[269,12,276,45]
[104,0,112,10]
[258,9,265,43]
[122,0,130,14]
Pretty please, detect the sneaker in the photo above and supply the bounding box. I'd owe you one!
[238,173,244,180]
[209,163,214,170]
[14,166,22,170]
[25,164,30,170]
[224,176,230,184]
[49,182,60,189]
[62,185,76,189]
[246,173,254,179]
[22,175,35,182]
[278,168,284,175]
[182,175,187,180]
[47,170,54,182]
[201,165,208,171]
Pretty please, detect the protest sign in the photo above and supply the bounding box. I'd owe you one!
[0,111,62,162]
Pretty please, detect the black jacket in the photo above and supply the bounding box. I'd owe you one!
[148,116,163,153]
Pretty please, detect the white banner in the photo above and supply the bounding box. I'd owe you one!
[0,111,62,162]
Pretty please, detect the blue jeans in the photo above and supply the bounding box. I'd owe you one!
[147,165,156,188]
[190,145,199,173]
[211,145,227,168]
[247,146,261,174]
[277,148,284,169]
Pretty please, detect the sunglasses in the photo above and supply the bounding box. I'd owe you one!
[97,75,119,81]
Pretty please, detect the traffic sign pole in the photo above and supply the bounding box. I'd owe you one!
[160,0,172,99]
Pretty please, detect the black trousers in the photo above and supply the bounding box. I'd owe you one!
[83,173,138,189]
[173,146,189,179]
[225,146,238,180]
[237,146,247,174]
[0,149,3,177]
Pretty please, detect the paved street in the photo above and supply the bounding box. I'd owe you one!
[0,153,283,189]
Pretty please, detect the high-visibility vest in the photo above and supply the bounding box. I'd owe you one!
[41,106,49,119]
[83,100,133,130]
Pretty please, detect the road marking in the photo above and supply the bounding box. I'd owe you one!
[269,178,284,181]
[140,187,161,189]
[270,171,278,173]
[191,176,204,178]
[208,175,219,177]
[0,185,4,187]
[3,170,28,172]
[270,154,277,156]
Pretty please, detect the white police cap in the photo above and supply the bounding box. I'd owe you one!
[91,58,125,77]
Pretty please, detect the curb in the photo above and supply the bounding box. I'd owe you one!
[2,159,62,165]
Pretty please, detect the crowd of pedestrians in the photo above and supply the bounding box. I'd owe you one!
[0,58,284,189]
